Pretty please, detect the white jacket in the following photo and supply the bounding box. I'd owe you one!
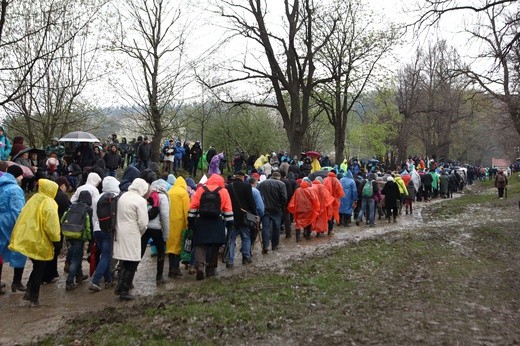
[113,178,149,261]
[71,173,101,203]
[147,179,170,240]
[92,176,121,232]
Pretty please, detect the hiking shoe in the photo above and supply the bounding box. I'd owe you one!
[119,292,135,301]
[242,257,252,265]
[105,281,115,289]
[262,249,268,255]
[76,274,88,284]
[168,268,183,278]
[226,263,233,269]
[65,283,76,291]
[156,278,167,285]
[206,269,217,278]
[89,283,102,292]
[11,282,26,292]
[355,221,360,226]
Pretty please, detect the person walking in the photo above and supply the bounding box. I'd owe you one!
[113,178,149,301]
[381,176,400,223]
[9,179,61,306]
[495,170,508,199]
[188,174,233,280]
[355,173,380,227]
[257,171,287,253]
[0,165,26,294]
[166,176,190,278]
[225,171,257,267]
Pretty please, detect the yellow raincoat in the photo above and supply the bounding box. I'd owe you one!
[254,155,268,170]
[9,179,60,261]
[311,157,321,173]
[166,176,190,255]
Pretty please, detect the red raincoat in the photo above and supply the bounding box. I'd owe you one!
[323,172,345,223]
[287,181,320,229]
[311,180,335,233]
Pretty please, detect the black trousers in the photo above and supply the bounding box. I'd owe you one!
[141,228,165,280]
[26,259,48,302]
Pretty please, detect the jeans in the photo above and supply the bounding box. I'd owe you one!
[66,240,84,284]
[261,212,282,250]
[227,225,251,264]
[92,231,113,285]
[105,169,117,177]
[357,197,375,225]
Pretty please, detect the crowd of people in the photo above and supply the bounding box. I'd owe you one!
[0,129,510,306]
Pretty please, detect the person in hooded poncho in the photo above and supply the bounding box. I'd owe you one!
[339,170,358,226]
[288,180,320,242]
[208,152,224,176]
[166,176,190,277]
[188,174,233,280]
[113,178,149,301]
[311,178,334,237]
[9,179,60,305]
[323,171,345,235]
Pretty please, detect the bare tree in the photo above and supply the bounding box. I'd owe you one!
[208,0,337,156]
[2,0,107,147]
[312,0,399,165]
[112,0,191,161]
[413,1,520,138]
[0,0,107,108]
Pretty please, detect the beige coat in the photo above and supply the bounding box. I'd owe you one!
[113,178,149,261]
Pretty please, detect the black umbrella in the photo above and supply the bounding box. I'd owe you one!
[308,170,330,181]
[11,147,46,162]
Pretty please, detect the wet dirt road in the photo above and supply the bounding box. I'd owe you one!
[0,195,468,345]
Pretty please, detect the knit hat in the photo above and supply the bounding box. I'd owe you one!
[7,165,23,178]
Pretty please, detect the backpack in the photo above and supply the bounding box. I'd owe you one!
[362,180,373,197]
[198,186,222,218]
[147,191,160,220]
[61,203,90,240]
[97,193,122,233]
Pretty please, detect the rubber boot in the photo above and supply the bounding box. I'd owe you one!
[114,266,125,296]
[168,255,183,278]
[12,267,26,292]
[119,268,135,301]
[295,229,301,243]
[156,254,165,285]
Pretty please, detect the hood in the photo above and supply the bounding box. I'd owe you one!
[345,170,354,179]
[128,178,149,197]
[38,178,58,199]
[167,174,176,185]
[312,179,322,185]
[327,171,336,178]
[206,173,225,188]
[0,172,17,188]
[185,177,196,190]
[13,136,24,145]
[102,176,120,194]
[140,169,157,184]
[121,165,140,183]
[149,162,160,175]
[78,190,92,206]
[151,179,169,194]
[287,172,295,180]
[300,180,311,188]
[86,172,102,188]
[173,176,188,190]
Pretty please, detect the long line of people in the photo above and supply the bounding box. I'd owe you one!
[1,144,474,306]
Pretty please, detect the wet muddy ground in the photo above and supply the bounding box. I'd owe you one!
[0,185,509,345]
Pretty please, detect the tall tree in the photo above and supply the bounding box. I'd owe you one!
[209,0,338,156]
[312,0,399,165]
[113,0,191,161]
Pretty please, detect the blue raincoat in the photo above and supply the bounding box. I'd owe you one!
[0,172,26,267]
[339,170,357,216]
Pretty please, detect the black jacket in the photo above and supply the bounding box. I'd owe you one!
[104,151,122,170]
[257,178,287,215]
[226,179,257,227]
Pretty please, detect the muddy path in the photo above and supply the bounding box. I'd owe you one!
[0,185,508,345]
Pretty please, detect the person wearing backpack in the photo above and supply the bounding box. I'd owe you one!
[63,191,93,291]
[89,176,120,292]
[188,174,233,280]
[355,173,380,227]
[9,179,60,306]
[141,179,170,285]
[494,170,508,199]
[113,178,149,301]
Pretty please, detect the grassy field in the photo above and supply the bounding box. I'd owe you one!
[38,178,520,345]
